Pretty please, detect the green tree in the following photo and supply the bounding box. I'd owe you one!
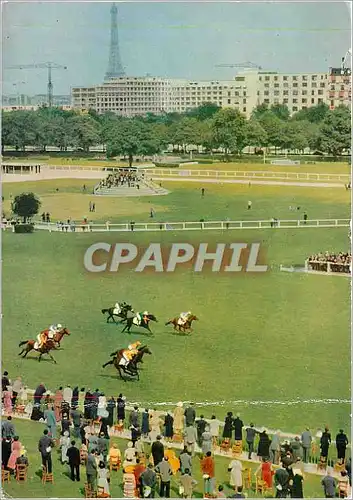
[245,119,267,149]
[186,102,221,121]
[257,111,284,152]
[212,108,247,157]
[1,111,38,151]
[68,115,101,152]
[319,106,351,157]
[270,103,290,121]
[168,117,203,152]
[12,192,41,222]
[278,122,309,153]
[292,103,329,123]
[199,119,217,154]
[251,103,269,120]
[106,119,163,166]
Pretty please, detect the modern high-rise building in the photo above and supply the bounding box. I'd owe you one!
[72,3,351,117]
[71,68,351,118]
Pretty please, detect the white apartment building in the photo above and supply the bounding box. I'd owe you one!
[71,69,351,118]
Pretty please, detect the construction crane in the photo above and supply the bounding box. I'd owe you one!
[6,62,67,107]
[215,61,262,70]
[341,48,352,73]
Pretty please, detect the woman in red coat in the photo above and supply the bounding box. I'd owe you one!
[256,457,274,487]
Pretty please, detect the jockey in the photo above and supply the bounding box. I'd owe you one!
[113,302,121,315]
[136,311,149,325]
[178,311,191,326]
[119,341,141,366]
[37,323,62,348]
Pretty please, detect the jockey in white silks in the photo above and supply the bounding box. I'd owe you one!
[178,312,191,326]
[113,302,121,315]
[134,311,149,326]
[35,324,62,349]
[119,341,141,366]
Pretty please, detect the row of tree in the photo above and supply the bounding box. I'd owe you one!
[2,102,351,162]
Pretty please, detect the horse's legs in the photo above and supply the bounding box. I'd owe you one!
[18,349,24,356]
[118,367,126,383]
[38,353,42,362]
[102,360,113,368]
[48,352,57,364]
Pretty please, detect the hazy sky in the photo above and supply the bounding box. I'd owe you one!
[2,1,351,96]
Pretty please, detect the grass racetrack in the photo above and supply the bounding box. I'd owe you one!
[2,177,351,436]
[2,228,350,434]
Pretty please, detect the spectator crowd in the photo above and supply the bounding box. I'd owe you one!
[97,170,142,190]
[306,252,351,273]
[1,370,352,499]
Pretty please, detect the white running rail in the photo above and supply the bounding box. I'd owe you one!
[2,218,348,233]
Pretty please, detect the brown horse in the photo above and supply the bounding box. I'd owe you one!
[18,338,58,363]
[165,315,198,333]
[102,345,152,381]
[47,327,70,347]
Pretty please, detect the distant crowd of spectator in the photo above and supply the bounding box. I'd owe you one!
[97,171,143,190]
[1,370,352,499]
[306,252,351,273]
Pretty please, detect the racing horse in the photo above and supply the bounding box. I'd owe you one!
[165,315,198,333]
[121,313,157,335]
[40,327,71,348]
[101,303,134,324]
[18,338,58,363]
[102,345,152,381]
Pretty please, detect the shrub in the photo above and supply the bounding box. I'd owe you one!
[153,162,180,168]
[14,223,34,234]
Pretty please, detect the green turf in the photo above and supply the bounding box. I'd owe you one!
[3,418,328,498]
[2,226,350,435]
[2,179,351,438]
[2,180,351,225]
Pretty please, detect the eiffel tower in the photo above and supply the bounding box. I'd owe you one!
[105,3,125,80]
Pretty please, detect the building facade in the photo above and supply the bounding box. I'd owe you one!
[71,69,351,118]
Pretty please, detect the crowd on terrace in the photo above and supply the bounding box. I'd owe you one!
[306,252,351,273]
[97,170,142,190]
[1,371,352,499]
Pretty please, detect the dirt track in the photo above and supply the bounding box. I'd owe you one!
[2,168,345,188]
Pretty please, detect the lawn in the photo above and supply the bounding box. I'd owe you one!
[2,226,350,435]
[3,419,327,498]
[2,179,350,225]
[2,178,351,438]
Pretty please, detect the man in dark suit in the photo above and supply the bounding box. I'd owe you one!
[336,429,349,462]
[1,416,15,438]
[151,435,164,467]
[38,429,54,473]
[67,440,80,481]
[86,450,97,490]
[233,414,244,441]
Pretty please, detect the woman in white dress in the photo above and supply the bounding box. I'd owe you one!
[173,402,184,436]
[149,409,163,442]
[60,431,70,464]
[228,459,243,490]
[123,441,137,465]
[97,394,107,419]
[97,461,110,497]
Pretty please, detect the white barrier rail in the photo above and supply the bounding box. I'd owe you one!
[142,168,350,183]
[3,164,350,182]
[3,218,347,233]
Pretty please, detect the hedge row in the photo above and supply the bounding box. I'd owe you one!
[14,224,34,233]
